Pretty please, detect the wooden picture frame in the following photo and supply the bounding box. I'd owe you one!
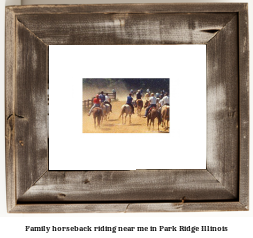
[5,3,249,213]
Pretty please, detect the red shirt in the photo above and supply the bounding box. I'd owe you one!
[93,97,100,104]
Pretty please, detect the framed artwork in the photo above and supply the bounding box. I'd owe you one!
[5,3,249,212]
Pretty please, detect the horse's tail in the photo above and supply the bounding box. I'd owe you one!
[118,106,125,119]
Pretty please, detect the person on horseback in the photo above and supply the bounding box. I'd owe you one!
[160,90,165,99]
[104,93,112,112]
[161,92,170,106]
[136,90,142,100]
[126,93,134,114]
[143,93,157,118]
[99,91,105,103]
[134,90,142,107]
[158,92,170,121]
[140,88,143,97]
[88,94,101,116]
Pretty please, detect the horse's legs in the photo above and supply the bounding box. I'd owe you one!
[98,116,100,127]
[94,116,96,128]
[129,115,131,124]
[125,114,127,124]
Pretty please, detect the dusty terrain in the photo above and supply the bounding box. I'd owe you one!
[83,101,170,133]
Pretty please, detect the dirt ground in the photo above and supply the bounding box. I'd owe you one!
[83,101,170,133]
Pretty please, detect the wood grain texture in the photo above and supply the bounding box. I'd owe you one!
[7,3,246,15]
[238,4,249,208]
[5,7,17,212]
[206,16,239,198]
[5,3,249,213]
[10,202,247,213]
[15,20,48,200]
[16,13,235,45]
[18,170,236,202]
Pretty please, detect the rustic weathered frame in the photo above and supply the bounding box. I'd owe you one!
[5,4,249,213]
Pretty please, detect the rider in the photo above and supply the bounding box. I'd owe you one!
[88,94,101,116]
[143,93,157,118]
[160,90,165,99]
[140,88,143,97]
[126,93,134,114]
[158,92,170,121]
[104,93,112,112]
[99,91,105,103]
[162,92,170,106]
[134,90,142,107]
[136,90,142,100]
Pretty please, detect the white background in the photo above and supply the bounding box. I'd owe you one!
[49,45,206,170]
[0,0,252,237]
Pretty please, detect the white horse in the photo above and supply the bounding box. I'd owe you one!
[119,104,132,124]
[102,103,110,121]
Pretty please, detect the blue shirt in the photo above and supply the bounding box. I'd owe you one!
[126,96,133,104]
[99,94,105,102]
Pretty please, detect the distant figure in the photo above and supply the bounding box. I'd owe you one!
[145,93,150,102]
[135,90,143,117]
[112,89,116,93]
[104,93,112,112]
[162,92,170,106]
[143,93,157,118]
[130,89,134,94]
[136,90,142,100]
[126,93,134,114]
[158,92,170,122]
[99,91,105,103]
[160,90,165,99]
[88,94,101,116]
[155,92,160,98]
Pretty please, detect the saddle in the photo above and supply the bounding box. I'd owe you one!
[148,106,156,114]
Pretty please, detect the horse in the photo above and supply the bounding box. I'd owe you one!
[147,107,161,131]
[144,100,158,109]
[119,104,132,124]
[92,107,103,128]
[161,105,170,129]
[144,100,149,108]
[101,103,110,121]
[135,99,143,117]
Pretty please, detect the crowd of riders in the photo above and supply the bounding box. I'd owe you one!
[88,88,170,118]
[88,91,112,116]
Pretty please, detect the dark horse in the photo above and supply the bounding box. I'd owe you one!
[135,99,143,117]
[147,107,161,131]
[93,107,103,128]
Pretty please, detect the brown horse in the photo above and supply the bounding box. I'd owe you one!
[144,100,149,108]
[147,107,161,131]
[161,105,170,129]
[119,104,132,124]
[135,99,143,117]
[92,107,103,128]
